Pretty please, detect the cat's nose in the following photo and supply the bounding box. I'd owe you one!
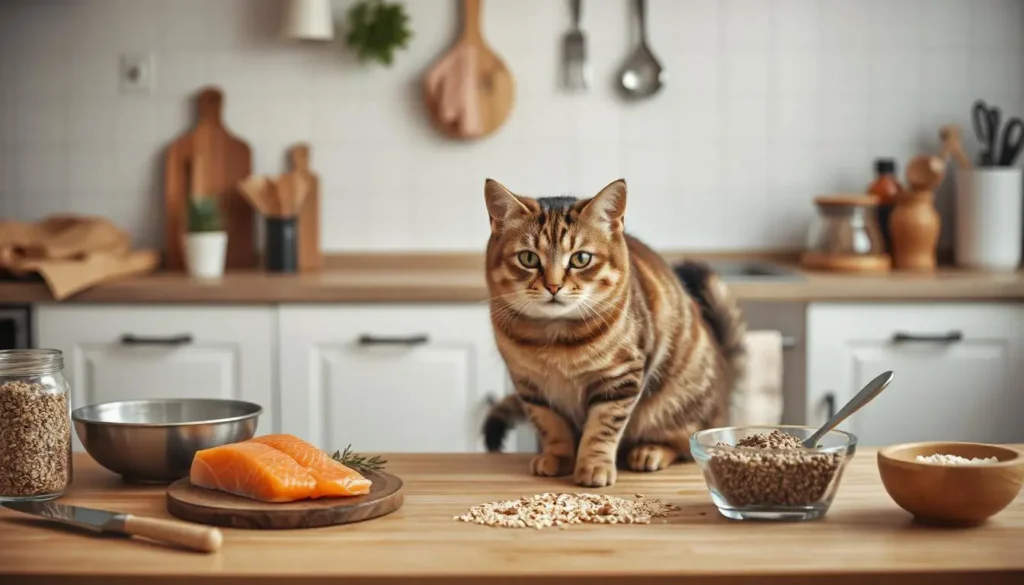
[545,283,563,295]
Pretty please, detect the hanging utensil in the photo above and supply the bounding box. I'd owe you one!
[972,99,1024,167]
[618,0,665,99]
[422,0,515,140]
[561,0,589,91]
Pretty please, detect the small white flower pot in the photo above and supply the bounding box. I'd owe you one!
[184,231,228,279]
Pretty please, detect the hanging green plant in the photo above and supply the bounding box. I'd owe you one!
[345,0,412,67]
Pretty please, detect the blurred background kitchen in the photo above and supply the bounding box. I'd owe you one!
[1,0,1023,454]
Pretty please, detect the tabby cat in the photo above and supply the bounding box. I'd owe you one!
[481,178,747,487]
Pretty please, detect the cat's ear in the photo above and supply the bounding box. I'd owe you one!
[485,179,530,230]
[580,179,627,232]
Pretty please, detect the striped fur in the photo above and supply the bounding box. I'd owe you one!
[481,178,747,487]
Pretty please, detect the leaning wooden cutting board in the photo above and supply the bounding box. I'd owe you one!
[423,0,515,140]
[288,143,322,271]
[164,87,255,270]
[166,470,404,529]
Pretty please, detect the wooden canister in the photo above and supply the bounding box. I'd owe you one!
[889,191,941,271]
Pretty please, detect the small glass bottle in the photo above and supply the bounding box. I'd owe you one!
[0,349,73,501]
[866,158,904,253]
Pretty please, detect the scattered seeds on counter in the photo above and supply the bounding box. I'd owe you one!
[453,493,679,529]
[915,453,1000,465]
[0,381,72,498]
[706,430,842,507]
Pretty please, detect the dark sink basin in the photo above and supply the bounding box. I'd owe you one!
[681,260,805,282]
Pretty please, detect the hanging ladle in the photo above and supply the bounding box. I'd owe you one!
[802,371,895,448]
[618,0,665,98]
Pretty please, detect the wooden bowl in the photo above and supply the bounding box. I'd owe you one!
[877,442,1024,526]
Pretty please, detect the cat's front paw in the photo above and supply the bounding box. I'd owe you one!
[574,460,617,487]
[627,444,677,472]
[531,453,573,477]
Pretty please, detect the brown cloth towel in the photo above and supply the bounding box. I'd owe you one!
[0,215,159,300]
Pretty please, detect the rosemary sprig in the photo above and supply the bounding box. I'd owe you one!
[331,444,387,473]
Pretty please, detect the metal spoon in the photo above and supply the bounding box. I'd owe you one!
[802,371,894,448]
[619,0,665,98]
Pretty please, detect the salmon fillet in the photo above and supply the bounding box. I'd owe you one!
[250,434,372,497]
[190,441,317,503]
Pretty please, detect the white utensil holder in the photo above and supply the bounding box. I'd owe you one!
[955,167,1023,271]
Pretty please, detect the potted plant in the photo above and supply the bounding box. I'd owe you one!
[184,196,227,279]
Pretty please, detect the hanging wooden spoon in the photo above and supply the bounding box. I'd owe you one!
[423,0,515,140]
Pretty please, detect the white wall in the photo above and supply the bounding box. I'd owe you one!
[1,0,1021,253]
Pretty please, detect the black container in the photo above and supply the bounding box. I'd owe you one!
[266,217,298,273]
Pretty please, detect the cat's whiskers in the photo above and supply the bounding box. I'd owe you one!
[578,298,616,333]
[493,299,524,329]
[497,296,535,332]
[490,296,524,319]
[580,296,636,327]
[479,291,526,305]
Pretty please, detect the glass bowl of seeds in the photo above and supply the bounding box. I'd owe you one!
[690,425,857,521]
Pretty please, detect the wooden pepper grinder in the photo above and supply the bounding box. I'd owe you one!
[889,155,945,271]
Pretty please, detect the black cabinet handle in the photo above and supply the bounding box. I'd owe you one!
[892,331,963,343]
[824,393,836,420]
[119,334,193,346]
[357,334,429,346]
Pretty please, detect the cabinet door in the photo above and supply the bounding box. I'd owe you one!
[35,305,276,450]
[807,303,1024,446]
[277,304,507,453]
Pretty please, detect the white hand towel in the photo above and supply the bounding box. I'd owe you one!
[729,330,785,426]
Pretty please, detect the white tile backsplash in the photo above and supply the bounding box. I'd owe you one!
[1,0,1022,253]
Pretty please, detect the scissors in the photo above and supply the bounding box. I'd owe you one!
[972,100,1024,167]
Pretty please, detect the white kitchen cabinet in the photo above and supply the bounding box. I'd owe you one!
[35,305,276,450]
[807,303,1024,446]
[277,304,509,453]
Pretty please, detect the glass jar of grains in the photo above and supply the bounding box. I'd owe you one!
[0,349,73,501]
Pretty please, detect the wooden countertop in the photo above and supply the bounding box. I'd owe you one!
[2,252,1024,303]
[1,451,1022,585]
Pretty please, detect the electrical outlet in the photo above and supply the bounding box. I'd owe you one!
[119,53,155,95]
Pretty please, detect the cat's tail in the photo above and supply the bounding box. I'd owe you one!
[674,260,749,402]
[482,393,527,452]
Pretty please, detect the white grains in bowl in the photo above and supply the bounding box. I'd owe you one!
[915,453,1000,465]
[453,493,679,529]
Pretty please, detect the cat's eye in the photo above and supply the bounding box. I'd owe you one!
[569,251,592,269]
[517,251,540,268]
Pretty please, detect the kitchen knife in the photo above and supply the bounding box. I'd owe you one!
[1,500,222,553]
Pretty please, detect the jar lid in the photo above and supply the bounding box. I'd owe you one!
[814,194,881,207]
[0,349,64,376]
[874,158,896,174]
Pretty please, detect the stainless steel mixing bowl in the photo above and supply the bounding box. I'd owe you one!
[72,398,262,483]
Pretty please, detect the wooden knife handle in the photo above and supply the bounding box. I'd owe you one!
[124,515,223,553]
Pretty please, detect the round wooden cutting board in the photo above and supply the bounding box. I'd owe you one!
[166,470,403,529]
